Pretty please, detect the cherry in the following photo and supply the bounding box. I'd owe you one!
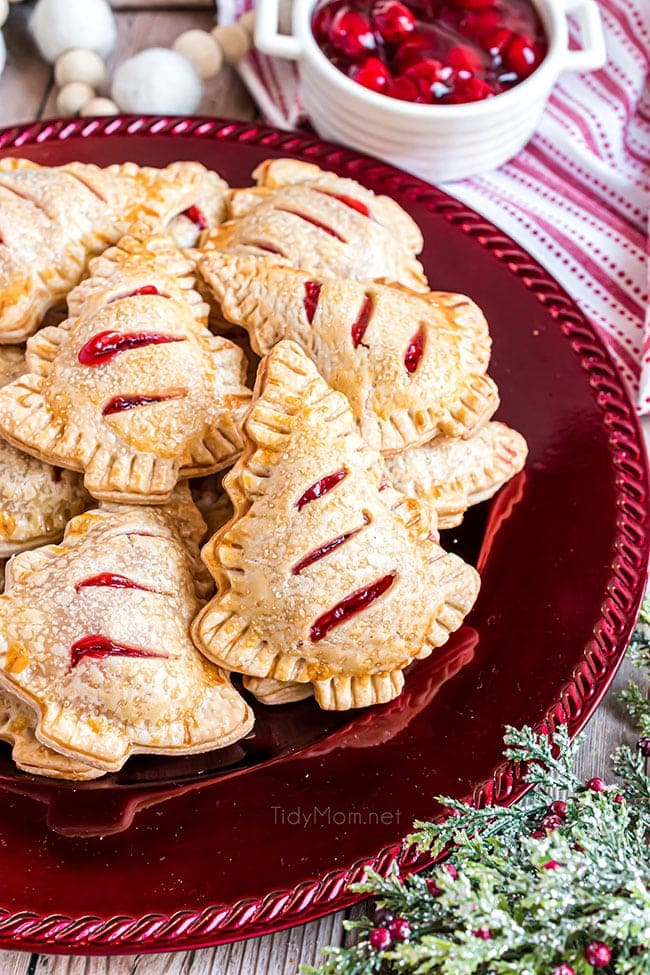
[386,75,419,100]
[505,33,538,77]
[352,55,391,91]
[372,0,416,42]
[393,32,435,71]
[404,58,445,97]
[452,0,496,10]
[329,7,376,57]
[447,43,484,73]
[454,76,493,101]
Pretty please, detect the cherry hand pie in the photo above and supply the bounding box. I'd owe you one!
[385,421,528,528]
[0,347,90,557]
[199,252,498,453]
[201,158,427,292]
[0,488,253,773]
[193,340,480,710]
[0,157,227,343]
[0,228,252,503]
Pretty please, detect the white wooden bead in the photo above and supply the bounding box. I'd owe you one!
[173,29,222,80]
[0,0,9,30]
[211,23,251,65]
[112,48,202,115]
[238,10,256,41]
[80,96,118,117]
[54,49,106,88]
[56,81,95,116]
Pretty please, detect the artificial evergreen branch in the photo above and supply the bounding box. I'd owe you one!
[305,601,650,975]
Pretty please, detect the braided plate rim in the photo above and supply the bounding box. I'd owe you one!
[0,115,647,955]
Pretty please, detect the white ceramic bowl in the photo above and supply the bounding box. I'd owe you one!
[255,0,606,182]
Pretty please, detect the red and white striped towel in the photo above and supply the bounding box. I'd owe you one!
[219,0,650,412]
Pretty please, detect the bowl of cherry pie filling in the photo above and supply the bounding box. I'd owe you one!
[255,0,606,180]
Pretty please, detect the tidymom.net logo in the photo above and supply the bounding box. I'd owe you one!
[271,805,402,827]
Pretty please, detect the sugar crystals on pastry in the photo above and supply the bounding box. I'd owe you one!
[0,487,253,774]
[0,157,228,343]
[386,421,528,528]
[201,158,428,292]
[0,228,252,504]
[193,340,480,711]
[200,252,498,453]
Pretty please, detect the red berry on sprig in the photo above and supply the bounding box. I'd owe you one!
[638,736,650,757]
[540,814,563,832]
[372,907,394,926]
[473,926,493,940]
[583,941,612,967]
[388,917,411,942]
[587,777,607,793]
[551,965,575,975]
[548,800,568,818]
[369,926,392,951]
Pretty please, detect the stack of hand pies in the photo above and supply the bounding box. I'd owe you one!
[0,156,527,780]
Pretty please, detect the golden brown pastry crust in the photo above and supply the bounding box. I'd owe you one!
[201,158,427,292]
[0,157,227,343]
[193,340,480,710]
[0,229,252,504]
[0,487,253,773]
[386,421,528,528]
[199,252,498,453]
[0,347,90,557]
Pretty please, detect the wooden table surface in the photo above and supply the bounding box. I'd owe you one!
[0,3,647,973]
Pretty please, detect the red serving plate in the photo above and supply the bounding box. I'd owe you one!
[0,116,647,956]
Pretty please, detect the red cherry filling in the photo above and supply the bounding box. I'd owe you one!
[404,326,425,373]
[351,294,373,348]
[70,634,166,668]
[78,330,185,366]
[293,515,370,575]
[310,573,395,642]
[304,280,323,323]
[296,469,347,510]
[181,205,208,230]
[107,285,166,304]
[312,0,547,104]
[75,573,153,593]
[102,390,186,416]
[277,207,345,241]
[316,190,371,217]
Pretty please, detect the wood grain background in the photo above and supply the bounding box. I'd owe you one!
[0,3,647,972]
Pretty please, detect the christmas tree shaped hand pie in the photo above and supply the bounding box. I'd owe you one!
[0,489,253,774]
[192,341,480,711]
[0,157,227,343]
[0,228,251,504]
[199,252,498,453]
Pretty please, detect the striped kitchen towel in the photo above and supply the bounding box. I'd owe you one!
[220,0,650,412]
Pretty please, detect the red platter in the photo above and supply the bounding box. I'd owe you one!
[0,115,646,955]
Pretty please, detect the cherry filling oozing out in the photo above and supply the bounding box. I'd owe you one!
[102,390,186,416]
[404,326,425,372]
[293,514,371,576]
[310,573,396,641]
[78,330,185,366]
[296,469,348,510]
[74,572,154,594]
[303,280,323,323]
[351,294,373,348]
[277,207,346,241]
[315,189,371,217]
[181,205,209,230]
[70,634,167,668]
[107,285,165,304]
[311,0,548,104]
